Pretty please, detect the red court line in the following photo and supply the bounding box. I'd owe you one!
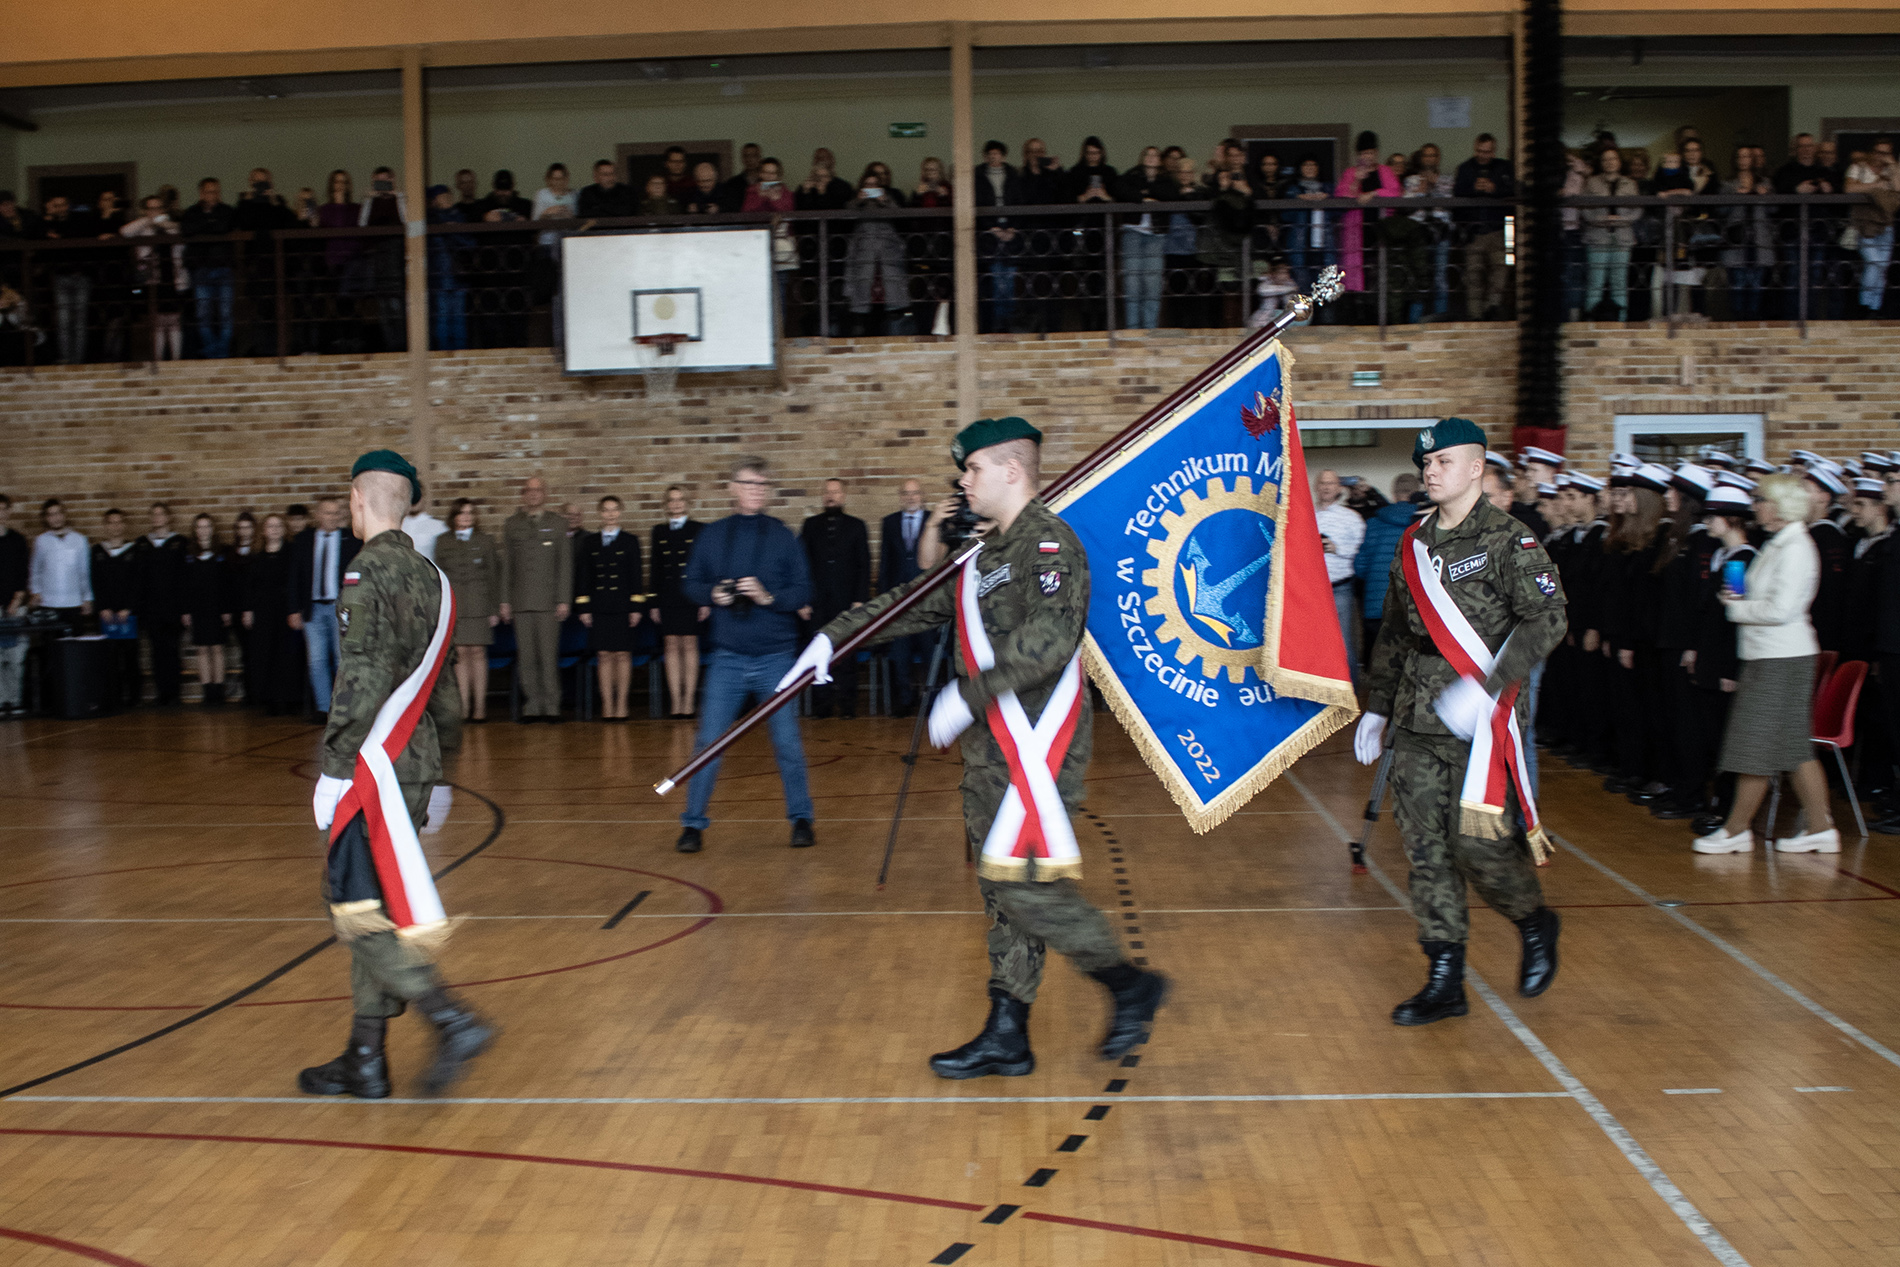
[1838,866,1900,899]
[1021,1211,1380,1265]
[0,857,724,1012]
[0,1226,153,1266]
[0,1128,1382,1266]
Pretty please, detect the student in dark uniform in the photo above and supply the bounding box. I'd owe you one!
[1647,463,1718,815]
[648,485,707,718]
[91,508,143,708]
[1674,483,1759,833]
[229,512,257,703]
[799,478,871,717]
[136,502,189,705]
[1598,465,1670,795]
[242,513,304,715]
[182,513,235,706]
[1545,474,1605,764]
[1803,465,1852,653]
[576,494,645,721]
[1846,478,1895,806]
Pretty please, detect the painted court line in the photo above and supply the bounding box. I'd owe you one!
[1547,829,1900,1071]
[1663,1089,1725,1095]
[4,1092,1574,1107]
[0,908,1408,924]
[1286,770,1753,1267]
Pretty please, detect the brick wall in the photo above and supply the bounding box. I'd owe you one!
[5,321,1894,553]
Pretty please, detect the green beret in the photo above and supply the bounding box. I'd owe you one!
[1411,417,1487,469]
[351,448,422,506]
[950,416,1043,471]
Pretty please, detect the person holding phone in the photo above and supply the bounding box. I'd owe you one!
[843,167,911,333]
[1696,474,1835,854]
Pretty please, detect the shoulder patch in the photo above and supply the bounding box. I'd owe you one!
[1518,536,1538,550]
[977,563,1013,597]
[1533,572,1558,596]
[1039,541,1061,554]
[342,571,361,586]
[1039,569,1063,595]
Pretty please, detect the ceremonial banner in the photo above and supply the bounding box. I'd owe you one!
[1049,340,1356,832]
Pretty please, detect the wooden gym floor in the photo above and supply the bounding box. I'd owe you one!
[0,706,1896,1266]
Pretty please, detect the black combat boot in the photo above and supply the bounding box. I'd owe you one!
[928,988,1035,1079]
[297,1015,391,1098]
[675,827,703,853]
[1515,906,1561,998]
[1090,963,1170,1060]
[416,988,497,1095]
[1392,942,1468,1026]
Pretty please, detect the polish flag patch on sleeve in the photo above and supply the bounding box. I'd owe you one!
[1517,536,1538,550]
[342,571,361,585]
[1039,541,1061,554]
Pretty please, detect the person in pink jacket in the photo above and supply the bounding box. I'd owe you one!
[1332,130,1402,292]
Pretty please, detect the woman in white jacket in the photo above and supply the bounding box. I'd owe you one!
[1695,473,1838,854]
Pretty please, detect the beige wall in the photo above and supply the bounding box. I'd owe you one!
[7,60,1518,203]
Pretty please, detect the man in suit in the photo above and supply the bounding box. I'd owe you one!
[799,478,871,718]
[879,478,931,713]
[288,496,361,721]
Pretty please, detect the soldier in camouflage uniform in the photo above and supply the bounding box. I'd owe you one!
[1359,418,1568,1026]
[301,449,495,1098]
[792,417,1167,1079]
[499,474,572,722]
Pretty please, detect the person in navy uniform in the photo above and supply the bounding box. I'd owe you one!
[878,478,931,713]
[575,494,645,721]
[648,485,707,718]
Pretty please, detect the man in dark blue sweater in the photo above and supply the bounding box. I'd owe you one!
[676,456,816,853]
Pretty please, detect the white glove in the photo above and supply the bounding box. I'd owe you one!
[422,783,453,835]
[312,774,352,831]
[1353,712,1387,765]
[1433,675,1496,741]
[776,633,833,691]
[928,683,976,749]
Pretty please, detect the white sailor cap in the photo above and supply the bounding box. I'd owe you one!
[1696,445,1737,469]
[1484,450,1513,471]
[1566,472,1606,493]
[1741,457,1776,476]
[1715,471,1757,492]
[1789,449,1827,467]
[1805,466,1848,497]
[1536,482,1559,498]
[1863,451,1899,473]
[1705,484,1753,515]
[1852,477,1887,499]
[1631,463,1674,494]
[1843,459,1864,478]
[1520,445,1565,468]
[1670,462,1715,499]
[1610,451,1638,470]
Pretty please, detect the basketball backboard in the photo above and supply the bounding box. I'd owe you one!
[560,228,776,376]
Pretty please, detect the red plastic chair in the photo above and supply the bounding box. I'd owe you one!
[1767,659,1868,841]
[1814,649,1838,698]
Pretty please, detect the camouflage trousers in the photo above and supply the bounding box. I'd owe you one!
[1391,728,1543,944]
[978,876,1126,1004]
[322,780,442,1018]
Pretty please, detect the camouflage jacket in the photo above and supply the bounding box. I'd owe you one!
[1366,496,1567,737]
[823,498,1092,767]
[321,529,462,783]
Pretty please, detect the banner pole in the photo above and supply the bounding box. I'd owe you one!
[652,268,1343,797]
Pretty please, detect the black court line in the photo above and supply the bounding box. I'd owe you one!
[1022,1169,1057,1187]
[601,891,652,930]
[929,1245,974,1264]
[1083,1105,1110,1121]
[979,1205,1020,1224]
[0,782,506,1100]
[1056,1134,1088,1152]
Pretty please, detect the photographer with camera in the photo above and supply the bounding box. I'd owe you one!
[675,457,817,854]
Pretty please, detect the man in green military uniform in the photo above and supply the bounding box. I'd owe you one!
[783,417,1167,1077]
[1358,418,1568,1025]
[302,449,495,1098]
[499,474,572,722]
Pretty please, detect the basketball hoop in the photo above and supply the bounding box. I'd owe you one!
[634,333,690,403]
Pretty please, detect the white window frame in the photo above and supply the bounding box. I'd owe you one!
[1612,413,1764,459]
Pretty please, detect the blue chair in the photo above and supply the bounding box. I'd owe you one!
[550,620,594,721]
[485,624,519,722]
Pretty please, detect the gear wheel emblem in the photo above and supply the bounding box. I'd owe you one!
[1142,476,1281,682]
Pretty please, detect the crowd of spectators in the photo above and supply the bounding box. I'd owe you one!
[1,126,1895,364]
[1319,444,1900,842]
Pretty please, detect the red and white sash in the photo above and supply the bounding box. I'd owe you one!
[1399,521,1550,863]
[327,563,459,934]
[956,551,1087,881]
